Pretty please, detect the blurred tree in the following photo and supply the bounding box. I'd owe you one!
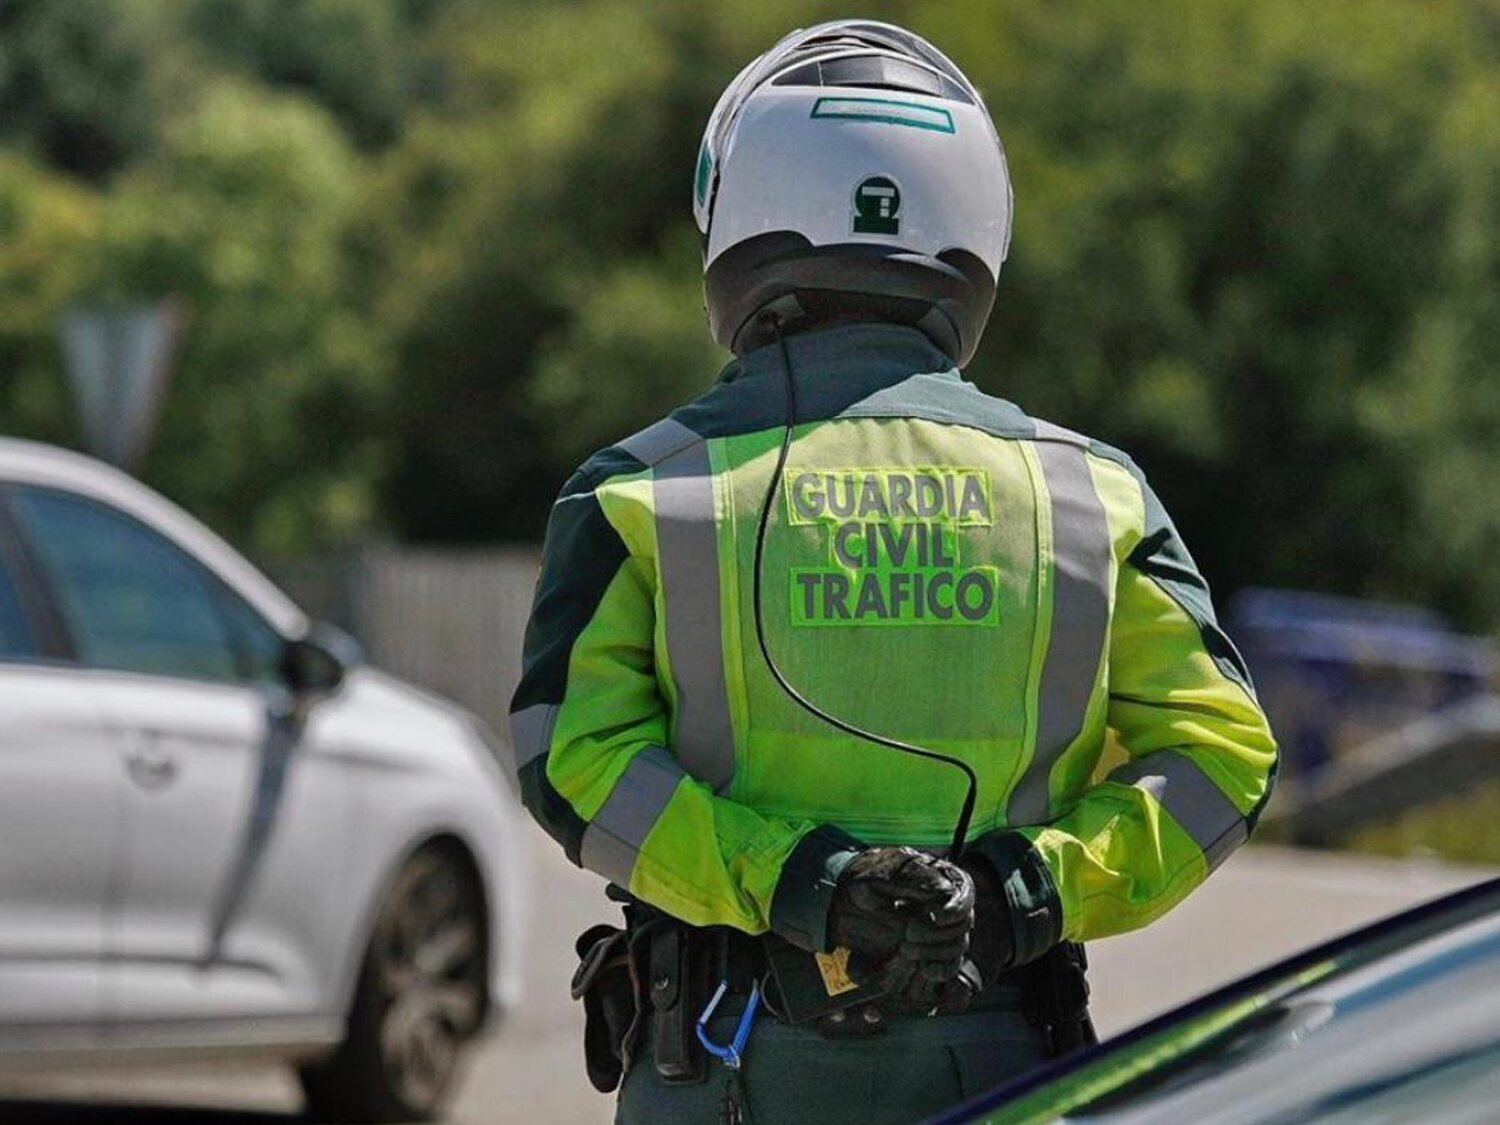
[184,0,470,149]
[0,0,160,179]
[90,81,384,556]
[368,0,1500,626]
[942,0,1500,624]
[2,0,1499,630]
[531,233,731,472]
[0,154,102,443]
[367,0,883,537]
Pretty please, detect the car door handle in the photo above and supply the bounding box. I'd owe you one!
[124,744,180,790]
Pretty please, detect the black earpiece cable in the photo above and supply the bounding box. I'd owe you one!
[750,312,978,860]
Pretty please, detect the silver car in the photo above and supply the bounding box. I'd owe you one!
[0,438,527,1122]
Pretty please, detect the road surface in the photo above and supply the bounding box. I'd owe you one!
[1,829,1491,1123]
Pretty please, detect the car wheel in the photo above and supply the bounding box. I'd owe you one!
[300,842,488,1123]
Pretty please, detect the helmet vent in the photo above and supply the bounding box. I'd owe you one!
[772,54,974,104]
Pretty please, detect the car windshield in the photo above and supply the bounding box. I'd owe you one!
[940,878,1500,1125]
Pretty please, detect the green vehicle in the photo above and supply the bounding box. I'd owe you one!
[936,874,1500,1125]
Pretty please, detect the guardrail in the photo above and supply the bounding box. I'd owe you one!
[1261,695,1500,845]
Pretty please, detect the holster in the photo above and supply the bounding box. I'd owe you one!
[642,917,712,1085]
[573,901,717,1089]
[570,923,640,1093]
[1018,941,1097,1057]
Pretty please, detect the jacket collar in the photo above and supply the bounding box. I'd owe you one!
[720,323,959,392]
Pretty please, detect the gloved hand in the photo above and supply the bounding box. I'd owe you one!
[885,852,1018,1017]
[826,847,976,1012]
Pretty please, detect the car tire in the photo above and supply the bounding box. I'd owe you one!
[299,842,488,1123]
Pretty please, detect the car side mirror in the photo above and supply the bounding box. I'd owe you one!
[281,622,363,696]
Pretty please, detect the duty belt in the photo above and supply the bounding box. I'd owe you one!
[576,892,1096,1088]
[621,897,1084,1034]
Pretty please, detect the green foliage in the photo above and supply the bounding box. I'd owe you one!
[183,0,461,149]
[0,0,160,178]
[947,0,1500,621]
[0,154,102,443]
[92,81,382,555]
[533,234,730,472]
[2,0,1500,628]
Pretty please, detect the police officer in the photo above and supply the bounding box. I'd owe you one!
[511,20,1277,1125]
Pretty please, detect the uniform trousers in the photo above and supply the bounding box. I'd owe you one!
[615,984,1048,1125]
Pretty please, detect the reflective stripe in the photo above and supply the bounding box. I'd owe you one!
[509,703,559,773]
[579,746,686,886]
[1111,751,1248,872]
[653,438,737,791]
[619,417,701,467]
[1008,428,1113,825]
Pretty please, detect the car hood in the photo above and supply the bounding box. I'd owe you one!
[939,877,1500,1125]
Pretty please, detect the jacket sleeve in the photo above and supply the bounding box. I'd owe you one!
[508,468,861,952]
[970,474,1278,962]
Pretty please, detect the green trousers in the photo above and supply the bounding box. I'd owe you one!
[616,987,1049,1125]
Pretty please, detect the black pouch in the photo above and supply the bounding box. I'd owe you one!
[571,923,640,1093]
[646,922,710,1085]
[762,934,886,1026]
[1019,941,1097,1057]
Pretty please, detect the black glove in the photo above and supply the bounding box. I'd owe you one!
[895,852,1018,1018]
[827,847,976,1011]
[905,850,1019,1020]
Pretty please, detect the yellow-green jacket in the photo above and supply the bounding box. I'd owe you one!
[510,324,1277,962]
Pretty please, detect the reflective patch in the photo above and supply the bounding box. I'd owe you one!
[1007,431,1112,825]
[654,438,737,791]
[508,703,559,772]
[1111,751,1248,873]
[579,746,686,887]
[784,467,999,628]
[619,417,701,467]
[811,96,956,134]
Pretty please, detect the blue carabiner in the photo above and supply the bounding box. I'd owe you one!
[695,978,761,1070]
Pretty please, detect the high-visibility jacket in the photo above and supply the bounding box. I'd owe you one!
[510,323,1277,962]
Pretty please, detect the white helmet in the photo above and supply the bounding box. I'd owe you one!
[694,20,1012,366]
